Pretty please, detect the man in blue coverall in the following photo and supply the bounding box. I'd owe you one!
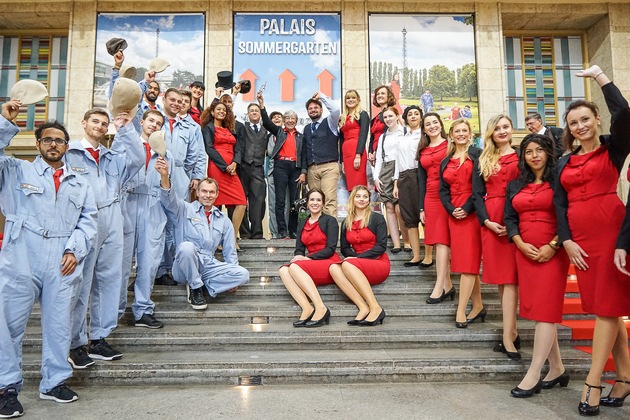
[66,109,145,369]
[0,100,97,417]
[120,109,175,328]
[155,158,249,310]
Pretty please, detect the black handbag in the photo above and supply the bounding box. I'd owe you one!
[292,184,309,222]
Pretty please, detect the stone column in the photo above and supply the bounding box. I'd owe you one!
[206,0,233,95]
[474,2,505,128]
[66,0,97,138]
[342,0,369,102]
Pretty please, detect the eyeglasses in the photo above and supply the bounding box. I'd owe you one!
[38,137,69,145]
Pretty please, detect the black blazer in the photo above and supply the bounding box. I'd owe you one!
[439,146,482,216]
[504,178,558,241]
[542,126,566,159]
[472,148,521,225]
[552,83,630,245]
[339,110,370,161]
[261,107,307,172]
[340,212,387,259]
[202,122,242,172]
[294,213,339,259]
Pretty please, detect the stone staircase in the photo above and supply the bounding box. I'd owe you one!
[21,239,594,386]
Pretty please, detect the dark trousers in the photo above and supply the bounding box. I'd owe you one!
[239,162,267,239]
[273,159,300,236]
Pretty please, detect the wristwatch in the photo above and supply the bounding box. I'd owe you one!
[548,239,559,250]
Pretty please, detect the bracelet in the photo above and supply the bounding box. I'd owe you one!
[113,66,121,71]
[548,242,559,251]
[594,71,604,79]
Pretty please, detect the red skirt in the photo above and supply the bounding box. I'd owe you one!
[293,254,342,286]
[448,215,481,274]
[480,196,517,284]
[339,253,391,286]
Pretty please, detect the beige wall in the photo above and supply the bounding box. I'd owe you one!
[0,1,629,139]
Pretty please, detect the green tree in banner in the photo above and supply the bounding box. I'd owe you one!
[422,68,428,89]
[171,70,200,88]
[426,65,456,101]
[458,63,477,101]
[386,63,393,84]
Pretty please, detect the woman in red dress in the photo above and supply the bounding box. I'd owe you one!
[439,118,483,328]
[339,90,369,191]
[279,188,340,328]
[330,185,390,326]
[419,113,453,304]
[201,102,246,248]
[554,66,630,415]
[473,114,520,358]
[505,134,570,398]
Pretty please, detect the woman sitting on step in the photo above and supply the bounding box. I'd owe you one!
[278,188,340,328]
[330,185,390,326]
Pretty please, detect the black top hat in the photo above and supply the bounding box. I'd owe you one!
[106,38,128,56]
[215,71,236,90]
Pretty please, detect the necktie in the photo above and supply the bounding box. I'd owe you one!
[143,142,151,169]
[253,124,259,133]
[169,118,176,133]
[311,122,318,133]
[205,211,211,223]
[53,168,63,193]
[86,147,100,164]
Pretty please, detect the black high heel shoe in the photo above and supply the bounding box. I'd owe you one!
[511,379,543,398]
[426,287,455,304]
[493,335,521,352]
[466,308,487,324]
[600,379,630,407]
[293,309,315,327]
[358,309,386,326]
[455,320,468,329]
[304,308,330,328]
[347,314,368,326]
[579,382,604,416]
[542,371,570,389]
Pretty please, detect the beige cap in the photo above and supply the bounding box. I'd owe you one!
[148,130,167,157]
[10,79,48,105]
[119,64,137,79]
[109,78,142,119]
[149,57,170,73]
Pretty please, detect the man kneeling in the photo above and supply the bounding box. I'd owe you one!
[155,157,249,310]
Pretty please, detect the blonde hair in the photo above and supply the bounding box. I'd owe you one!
[345,185,372,231]
[478,114,513,180]
[339,90,364,128]
[447,118,473,165]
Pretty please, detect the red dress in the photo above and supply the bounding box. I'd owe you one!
[443,157,481,274]
[207,126,246,206]
[420,141,450,246]
[480,153,519,284]
[560,147,630,316]
[292,220,341,286]
[342,220,390,285]
[370,115,386,153]
[341,115,368,191]
[512,183,569,323]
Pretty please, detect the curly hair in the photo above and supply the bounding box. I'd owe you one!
[200,101,235,131]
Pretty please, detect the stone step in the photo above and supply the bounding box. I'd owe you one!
[20,346,593,386]
[22,318,573,351]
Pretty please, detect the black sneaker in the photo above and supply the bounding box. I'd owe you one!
[0,388,23,418]
[87,339,123,361]
[39,383,78,403]
[134,313,164,329]
[154,273,177,286]
[67,346,95,369]
[187,285,208,310]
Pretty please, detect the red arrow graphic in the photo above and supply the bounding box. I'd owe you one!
[240,69,258,102]
[279,69,296,102]
[317,69,335,98]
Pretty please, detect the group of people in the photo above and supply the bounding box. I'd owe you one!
[0,33,629,418]
[278,65,630,417]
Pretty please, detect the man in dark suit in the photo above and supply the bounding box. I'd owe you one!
[525,112,565,157]
[237,103,269,239]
